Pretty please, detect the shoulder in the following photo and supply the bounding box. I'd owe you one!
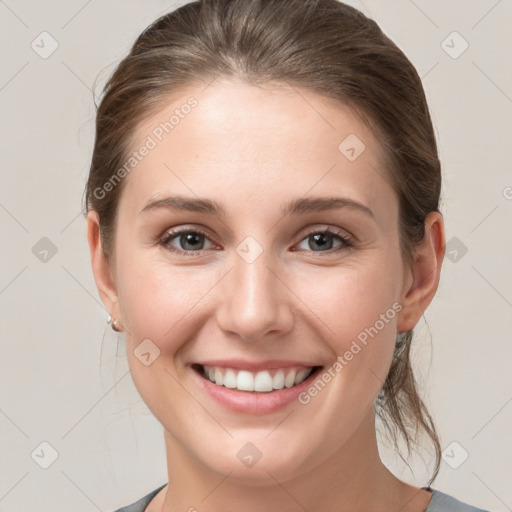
[109,484,167,512]
[426,489,493,512]
[109,485,493,512]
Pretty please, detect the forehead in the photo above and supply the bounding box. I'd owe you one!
[119,79,395,220]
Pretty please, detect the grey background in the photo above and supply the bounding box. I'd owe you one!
[0,1,511,511]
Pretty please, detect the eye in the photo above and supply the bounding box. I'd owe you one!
[158,226,354,256]
[294,227,354,254]
[159,228,216,254]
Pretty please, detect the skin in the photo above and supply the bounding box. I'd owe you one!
[87,78,445,512]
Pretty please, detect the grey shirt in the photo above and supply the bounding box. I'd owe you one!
[111,484,493,512]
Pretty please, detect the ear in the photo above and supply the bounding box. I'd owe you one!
[396,211,446,333]
[86,210,121,319]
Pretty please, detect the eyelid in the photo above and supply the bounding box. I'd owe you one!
[300,225,352,241]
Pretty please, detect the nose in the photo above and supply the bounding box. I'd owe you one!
[215,248,294,343]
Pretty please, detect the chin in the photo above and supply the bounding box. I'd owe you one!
[194,435,318,487]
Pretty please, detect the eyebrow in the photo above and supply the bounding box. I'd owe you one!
[140,195,374,219]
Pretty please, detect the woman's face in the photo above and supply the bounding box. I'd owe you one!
[92,79,420,482]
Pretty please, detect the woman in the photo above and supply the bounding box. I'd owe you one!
[84,0,492,510]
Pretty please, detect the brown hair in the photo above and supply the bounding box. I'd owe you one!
[84,0,442,485]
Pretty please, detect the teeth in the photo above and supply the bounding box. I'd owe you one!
[294,368,311,385]
[223,368,237,388]
[273,369,285,390]
[284,369,296,388]
[237,370,254,391]
[254,371,273,392]
[202,365,314,392]
[214,368,224,386]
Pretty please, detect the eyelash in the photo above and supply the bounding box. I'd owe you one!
[158,226,354,256]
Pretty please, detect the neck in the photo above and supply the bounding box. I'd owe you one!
[157,408,427,512]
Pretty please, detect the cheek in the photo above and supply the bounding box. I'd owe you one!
[114,251,215,417]
[295,256,402,384]
[301,257,401,336]
[116,249,217,350]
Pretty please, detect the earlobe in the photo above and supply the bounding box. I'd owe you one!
[86,210,120,317]
[396,212,446,333]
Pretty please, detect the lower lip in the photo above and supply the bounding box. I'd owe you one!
[190,366,321,414]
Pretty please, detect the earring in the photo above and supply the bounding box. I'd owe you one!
[107,314,123,333]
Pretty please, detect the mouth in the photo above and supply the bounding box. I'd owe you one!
[191,363,323,393]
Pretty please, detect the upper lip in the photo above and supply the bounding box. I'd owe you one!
[193,359,321,371]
